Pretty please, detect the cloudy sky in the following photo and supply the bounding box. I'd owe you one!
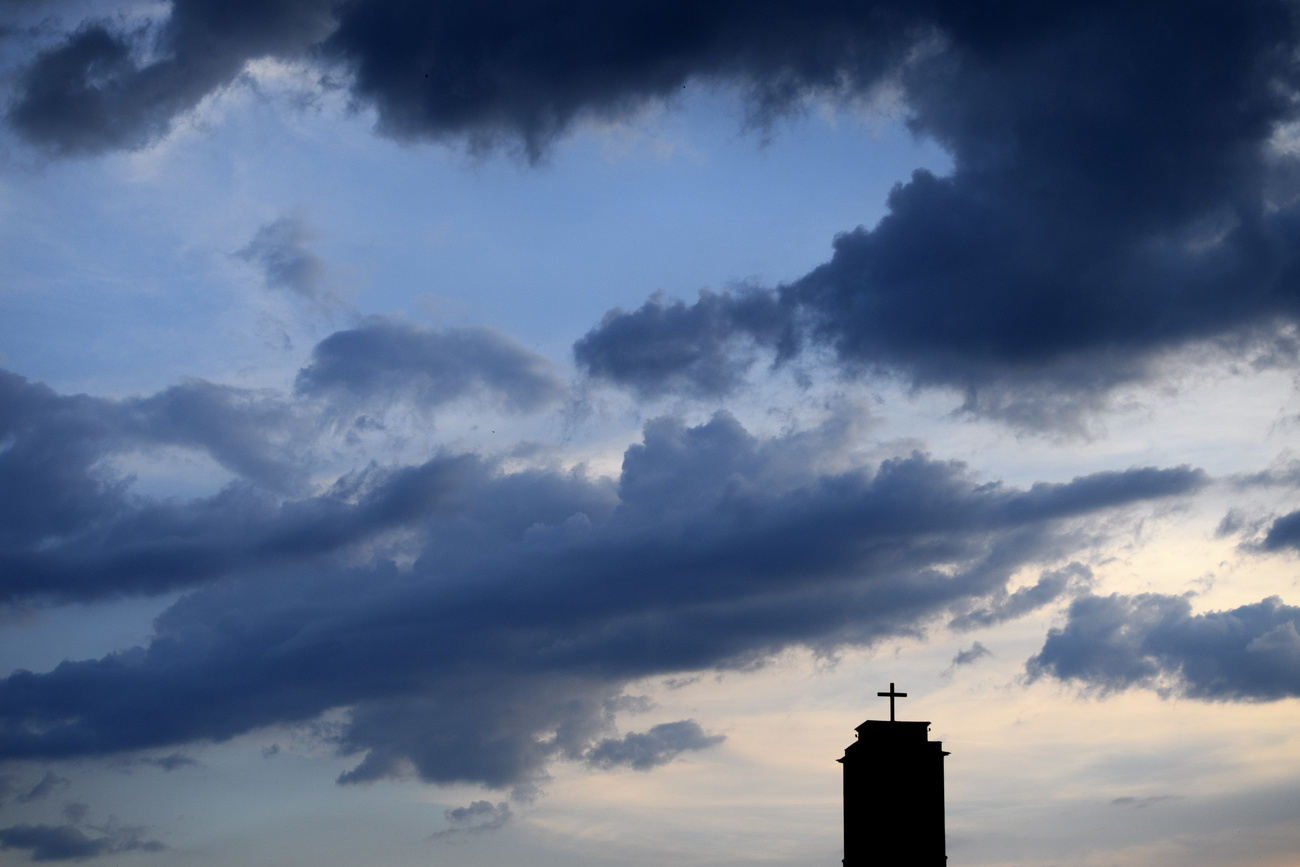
[2,1,1300,865]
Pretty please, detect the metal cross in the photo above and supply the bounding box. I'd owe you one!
[877,682,907,721]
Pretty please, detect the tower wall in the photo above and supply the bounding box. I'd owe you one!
[839,720,947,867]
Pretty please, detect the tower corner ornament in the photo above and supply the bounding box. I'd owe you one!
[838,684,949,866]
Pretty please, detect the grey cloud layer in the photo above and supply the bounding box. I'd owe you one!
[0,381,1205,789]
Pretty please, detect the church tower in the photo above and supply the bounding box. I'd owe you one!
[838,684,949,867]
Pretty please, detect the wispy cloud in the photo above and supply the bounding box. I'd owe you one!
[942,641,992,677]
[434,800,512,837]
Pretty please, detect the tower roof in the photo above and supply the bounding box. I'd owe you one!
[854,718,931,738]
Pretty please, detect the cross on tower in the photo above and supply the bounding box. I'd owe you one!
[877,682,907,721]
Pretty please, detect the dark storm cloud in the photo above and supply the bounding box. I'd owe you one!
[295,320,566,414]
[585,720,724,771]
[0,435,605,604]
[0,368,306,602]
[1262,509,1300,551]
[1028,593,1300,700]
[0,354,583,604]
[571,1,1300,423]
[7,0,918,157]
[0,365,299,499]
[12,2,1300,413]
[320,0,919,159]
[573,289,795,399]
[0,824,107,861]
[0,822,164,861]
[7,0,334,155]
[0,410,1203,791]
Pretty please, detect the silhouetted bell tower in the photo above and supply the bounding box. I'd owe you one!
[838,683,949,867]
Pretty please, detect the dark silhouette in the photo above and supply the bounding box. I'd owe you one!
[839,684,949,866]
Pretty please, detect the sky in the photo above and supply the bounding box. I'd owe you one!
[1,1,1300,865]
